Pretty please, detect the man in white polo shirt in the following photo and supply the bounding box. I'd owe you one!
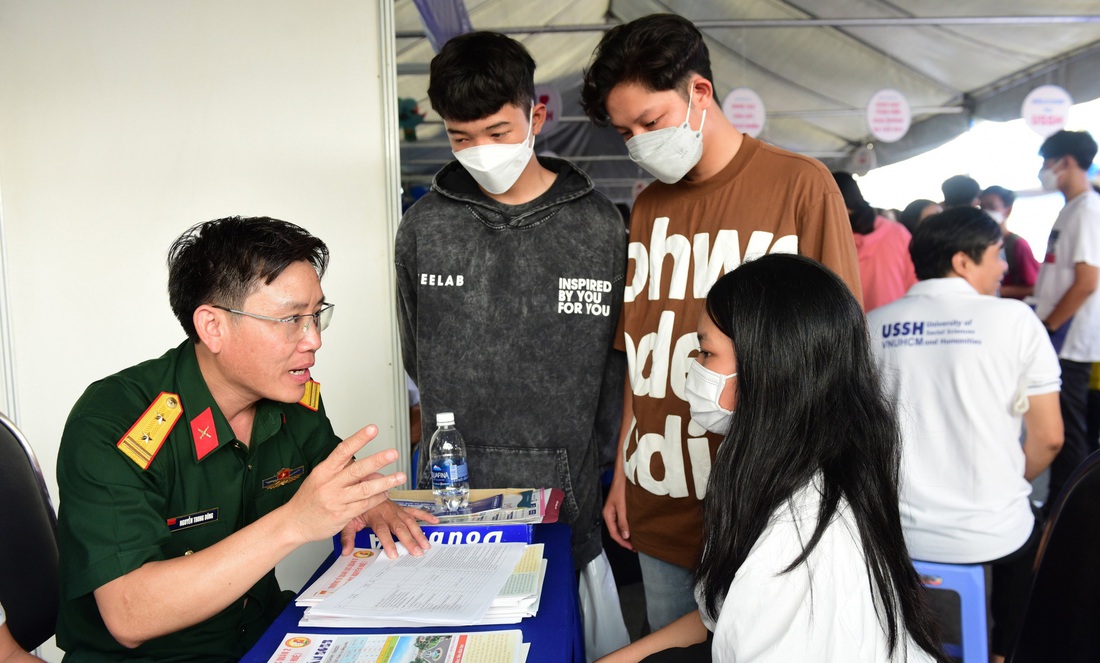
[869,206,1064,662]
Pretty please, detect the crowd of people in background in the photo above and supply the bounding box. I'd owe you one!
[824,129,1099,663]
[838,172,1048,313]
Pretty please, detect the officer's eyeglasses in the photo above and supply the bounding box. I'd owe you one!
[213,303,335,341]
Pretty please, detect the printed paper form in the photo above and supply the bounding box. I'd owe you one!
[496,545,544,604]
[481,560,546,622]
[299,559,545,628]
[308,542,528,626]
[296,548,381,606]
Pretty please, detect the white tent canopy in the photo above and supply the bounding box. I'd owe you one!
[395,1,1100,202]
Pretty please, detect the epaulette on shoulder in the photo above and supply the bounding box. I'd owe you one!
[116,392,183,470]
[298,380,320,412]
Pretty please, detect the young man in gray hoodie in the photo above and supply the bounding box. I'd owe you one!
[394,31,627,573]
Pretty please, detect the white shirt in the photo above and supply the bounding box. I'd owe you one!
[1034,189,1100,361]
[869,279,1061,563]
[698,479,936,663]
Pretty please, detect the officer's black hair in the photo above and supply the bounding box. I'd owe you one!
[167,216,329,342]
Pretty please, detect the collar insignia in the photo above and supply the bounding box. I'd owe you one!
[190,407,219,461]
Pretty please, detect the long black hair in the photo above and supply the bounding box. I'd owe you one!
[694,254,945,661]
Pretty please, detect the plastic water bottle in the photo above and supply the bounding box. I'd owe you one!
[429,412,469,512]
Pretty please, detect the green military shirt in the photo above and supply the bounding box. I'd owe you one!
[56,341,340,662]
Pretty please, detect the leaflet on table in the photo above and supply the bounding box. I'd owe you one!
[393,493,506,521]
[264,630,528,663]
[300,545,546,627]
[388,488,563,525]
[305,542,529,627]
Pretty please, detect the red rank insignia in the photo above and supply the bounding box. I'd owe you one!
[190,407,219,461]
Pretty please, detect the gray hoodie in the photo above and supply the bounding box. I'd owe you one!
[395,156,626,567]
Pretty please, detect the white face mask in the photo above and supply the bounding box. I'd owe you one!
[625,84,707,184]
[1038,164,1060,191]
[452,106,535,195]
[685,360,736,435]
[984,209,1005,224]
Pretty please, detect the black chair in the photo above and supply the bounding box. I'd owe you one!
[1008,449,1100,662]
[0,411,60,652]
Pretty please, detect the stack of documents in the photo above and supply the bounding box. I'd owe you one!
[263,630,529,663]
[298,543,546,628]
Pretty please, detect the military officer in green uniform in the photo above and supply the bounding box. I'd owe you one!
[56,217,436,662]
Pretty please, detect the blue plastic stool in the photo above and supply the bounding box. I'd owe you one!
[913,560,988,662]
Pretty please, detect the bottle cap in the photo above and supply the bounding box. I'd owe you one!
[436,412,455,426]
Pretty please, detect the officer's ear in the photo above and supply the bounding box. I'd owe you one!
[193,305,227,353]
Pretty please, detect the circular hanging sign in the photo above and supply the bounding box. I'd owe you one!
[534,84,563,138]
[866,88,911,143]
[1022,85,1072,137]
[721,87,766,137]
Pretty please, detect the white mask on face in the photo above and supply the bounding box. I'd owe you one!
[984,209,1005,224]
[625,84,707,184]
[1038,163,1060,191]
[453,106,535,195]
[685,360,736,435]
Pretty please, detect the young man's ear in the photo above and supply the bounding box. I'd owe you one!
[690,77,715,110]
[193,305,227,353]
[531,102,548,136]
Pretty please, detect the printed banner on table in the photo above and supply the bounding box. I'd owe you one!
[265,630,527,663]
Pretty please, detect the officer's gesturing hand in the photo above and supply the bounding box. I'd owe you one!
[286,425,406,545]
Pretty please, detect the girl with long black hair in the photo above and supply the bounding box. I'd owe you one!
[599,254,945,662]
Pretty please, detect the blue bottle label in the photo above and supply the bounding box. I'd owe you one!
[431,459,467,486]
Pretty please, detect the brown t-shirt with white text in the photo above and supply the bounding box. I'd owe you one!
[615,134,861,568]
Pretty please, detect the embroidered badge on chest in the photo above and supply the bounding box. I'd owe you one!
[262,466,305,490]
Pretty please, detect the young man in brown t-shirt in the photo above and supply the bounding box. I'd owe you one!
[582,13,861,631]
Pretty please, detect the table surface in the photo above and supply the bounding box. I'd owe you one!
[241,523,583,663]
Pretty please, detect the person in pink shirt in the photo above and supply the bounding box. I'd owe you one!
[833,172,918,312]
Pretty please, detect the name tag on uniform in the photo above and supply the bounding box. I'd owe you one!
[167,507,219,532]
